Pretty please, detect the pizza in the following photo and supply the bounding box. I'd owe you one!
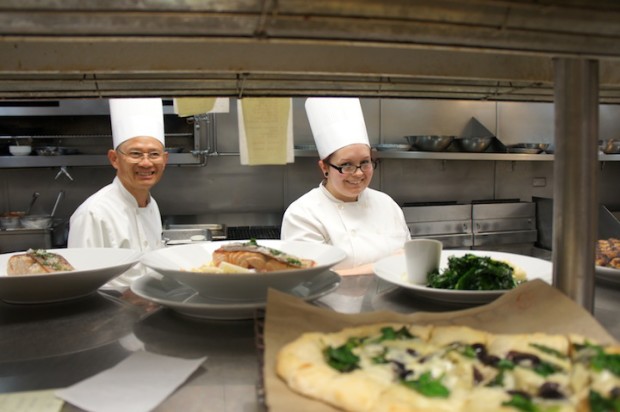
[276,323,620,412]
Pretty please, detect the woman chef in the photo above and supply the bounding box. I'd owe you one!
[281,97,411,275]
[68,98,168,290]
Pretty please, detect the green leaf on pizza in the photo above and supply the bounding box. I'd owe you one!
[324,337,362,373]
[402,371,450,398]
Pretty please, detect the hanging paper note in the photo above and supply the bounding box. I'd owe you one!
[173,98,230,117]
[238,98,294,165]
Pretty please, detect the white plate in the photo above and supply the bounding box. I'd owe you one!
[373,250,553,304]
[596,265,620,286]
[131,270,341,320]
[140,240,346,301]
[0,248,141,304]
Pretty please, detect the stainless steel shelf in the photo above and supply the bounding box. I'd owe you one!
[2,151,619,168]
[0,153,203,168]
[296,150,620,162]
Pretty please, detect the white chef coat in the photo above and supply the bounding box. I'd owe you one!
[68,177,163,290]
[281,183,411,269]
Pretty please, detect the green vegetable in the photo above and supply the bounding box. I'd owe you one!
[529,343,568,360]
[502,393,539,412]
[401,371,450,398]
[324,337,363,372]
[574,341,620,377]
[589,390,620,412]
[427,254,521,290]
[378,326,415,342]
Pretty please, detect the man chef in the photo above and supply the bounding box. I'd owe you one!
[68,98,168,290]
[281,97,411,275]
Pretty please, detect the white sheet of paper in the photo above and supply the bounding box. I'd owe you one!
[55,351,207,412]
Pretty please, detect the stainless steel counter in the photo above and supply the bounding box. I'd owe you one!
[0,275,618,411]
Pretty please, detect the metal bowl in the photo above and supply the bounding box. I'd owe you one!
[20,214,53,229]
[600,140,620,154]
[0,215,22,229]
[404,135,454,152]
[457,136,494,152]
[506,143,549,154]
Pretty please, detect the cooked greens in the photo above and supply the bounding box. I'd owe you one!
[427,254,522,290]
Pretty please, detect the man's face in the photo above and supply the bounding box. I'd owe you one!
[109,136,168,195]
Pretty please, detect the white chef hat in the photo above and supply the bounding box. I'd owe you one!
[109,98,165,149]
[305,97,370,159]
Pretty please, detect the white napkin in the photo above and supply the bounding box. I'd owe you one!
[55,351,207,412]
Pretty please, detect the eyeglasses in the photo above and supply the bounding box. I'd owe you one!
[326,160,377,174]
[116,148,165,163]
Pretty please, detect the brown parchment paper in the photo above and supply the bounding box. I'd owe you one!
[263,279,617,412]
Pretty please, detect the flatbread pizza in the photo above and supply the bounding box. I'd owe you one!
[276,323,620,412]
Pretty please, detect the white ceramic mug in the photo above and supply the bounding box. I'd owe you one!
[404,239,443,284]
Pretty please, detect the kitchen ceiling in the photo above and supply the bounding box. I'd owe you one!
[0,0,619,102]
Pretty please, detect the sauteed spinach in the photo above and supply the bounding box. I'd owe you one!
[427,254,521,290]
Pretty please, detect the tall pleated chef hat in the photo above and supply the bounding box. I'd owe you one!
[109,98,165,149]
[305,97,370,159]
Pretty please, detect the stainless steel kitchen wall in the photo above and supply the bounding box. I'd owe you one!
[1,98,620,230]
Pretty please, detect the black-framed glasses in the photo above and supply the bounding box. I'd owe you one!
[116,148,165,163]
[326,160,377,174]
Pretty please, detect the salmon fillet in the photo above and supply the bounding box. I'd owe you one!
[212,241,315,272]
[7,249,75,276]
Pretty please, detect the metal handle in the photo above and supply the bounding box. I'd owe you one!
[50,191,64,217]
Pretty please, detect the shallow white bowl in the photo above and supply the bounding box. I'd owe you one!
[140,240,346,301]
[9,145,31,156]
[0,248,142,303]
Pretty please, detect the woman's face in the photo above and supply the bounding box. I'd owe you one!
[320,143,374,202]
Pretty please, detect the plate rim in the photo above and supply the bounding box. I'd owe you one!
[373,250,553,303]
[131,269,341,311]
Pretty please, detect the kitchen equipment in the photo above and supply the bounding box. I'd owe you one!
[0,227,52,252]
[50,191,64,218]
[166,223,227,240]
[456,136,494,152]
[472,201,538,255]
[506,143,549,154]
[20,214,53,229]
[8,145,31,156]
[372,143,411,151]
[0,214,22,229]
[402,200,538,255]
[35,146,80,156]
[600,139,620,154]
[404,135,454,152]
[26,192,40,215]
[402,203,472,248]
[162,227,212,245]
